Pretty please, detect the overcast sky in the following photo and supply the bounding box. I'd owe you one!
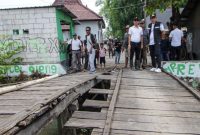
[0,0,100,13]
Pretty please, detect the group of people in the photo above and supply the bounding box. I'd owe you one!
[120,14,184,73]
[68,14,185,74]
[67,26,106,74]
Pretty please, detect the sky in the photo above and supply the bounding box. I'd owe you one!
[0,0,100,13]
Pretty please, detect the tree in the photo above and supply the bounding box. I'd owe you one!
[145,0,188,15]
[99,0,144,38]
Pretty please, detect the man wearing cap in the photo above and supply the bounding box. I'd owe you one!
[128,17,143,70]
[169,22,183,61]
[140,19,149,69]
[123,25,130,68]
[71,33,82,72]
[148,14,164,73]
[85,26,96,73]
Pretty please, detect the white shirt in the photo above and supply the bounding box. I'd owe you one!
[128,26,143,43]
[71,39,81,50]
[86,35,93,52]
[169,28,183,47]
[149,23,164,45]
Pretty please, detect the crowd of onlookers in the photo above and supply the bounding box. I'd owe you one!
[66,14,191,74]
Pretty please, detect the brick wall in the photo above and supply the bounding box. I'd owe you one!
[0,7,61,64]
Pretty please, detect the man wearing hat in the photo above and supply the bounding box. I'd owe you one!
[122,25,130,68]
[169,22,183,61]
[128,17,143,70]
[71,33,82,72]
[148,14,164,73]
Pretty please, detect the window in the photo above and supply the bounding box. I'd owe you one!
[13,29,19,35]
[23,29,29,34]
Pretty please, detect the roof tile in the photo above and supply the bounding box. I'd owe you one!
[53,0,103,21]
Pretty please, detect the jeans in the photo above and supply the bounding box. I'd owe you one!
[130,42,141,69]
[89,49,96,72]
[115,51,121,64]
[149,44,162,68]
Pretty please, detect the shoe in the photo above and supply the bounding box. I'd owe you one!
[155,68,162,73]
[150,68,156,72]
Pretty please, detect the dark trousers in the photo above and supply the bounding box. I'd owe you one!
[130,42,141,69]
[149,45,161,68]
[171,46,181,61]
[84,53,89,70]
[162,51,169,61]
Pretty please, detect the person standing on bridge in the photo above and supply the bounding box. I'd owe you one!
[71,33,82,72]
[140,19,149,69]
[85,26,96,74]
[122,25,130,68]
[169,22,184,61]
[128,17,143,71]
[148,14,164,73]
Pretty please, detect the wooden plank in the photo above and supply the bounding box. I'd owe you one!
[103,70,122,135]
[110,129,193,135]
[112,113,200,124]
[0,99,36,106]
[116,100,200,112]
[117,93,193,99]
[117,97,199,104]
[119,90,193,97]
[64,118,105,129]
[120,85,186,91]
[89,89,113,94]
[115,108,200,119]
[72,111,106,120]
[0,106,29,114]
[111,120,200,134]
[83,100,109,108]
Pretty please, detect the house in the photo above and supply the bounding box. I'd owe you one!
[0,5,76,76]
[53,0,105,43]
[180,0,200,60]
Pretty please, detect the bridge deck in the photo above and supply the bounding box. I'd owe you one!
[0,73,97,135]
[65,69,200,135]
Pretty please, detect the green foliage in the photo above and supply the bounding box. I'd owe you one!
[100,0,143,38]
[99,0,188,38]
[0,35,23,77]
[145,0,188,15]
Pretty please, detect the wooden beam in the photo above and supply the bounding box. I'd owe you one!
[89,89,113,95]
[83,100,109,108]
[103,70,122,135]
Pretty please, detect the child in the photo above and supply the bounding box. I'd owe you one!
[99,43,106,70]
[114,39,122,65]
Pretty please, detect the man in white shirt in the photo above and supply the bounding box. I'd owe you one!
[128,17,143,70]
[169,23,183,61]
[148,14,164,73]
[71,33,82,72]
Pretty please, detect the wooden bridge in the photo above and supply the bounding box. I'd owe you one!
[0,60,200,135]
[65,69,200,135]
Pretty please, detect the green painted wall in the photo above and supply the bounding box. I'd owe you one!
[56,9,74,62]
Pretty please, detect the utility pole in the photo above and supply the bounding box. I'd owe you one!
[144,0,147,28]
